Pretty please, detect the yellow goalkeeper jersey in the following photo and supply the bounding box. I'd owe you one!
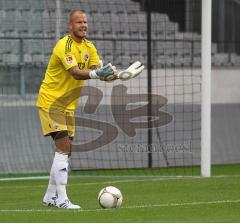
[36,35,100,111]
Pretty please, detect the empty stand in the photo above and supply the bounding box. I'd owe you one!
[0,0,239,68]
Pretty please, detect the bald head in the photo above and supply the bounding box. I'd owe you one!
[69,9,86,23]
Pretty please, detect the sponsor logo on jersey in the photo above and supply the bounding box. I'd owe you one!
[66,56,73,65]
[78,62,85,70]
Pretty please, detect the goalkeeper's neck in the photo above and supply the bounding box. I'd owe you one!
[70,33,84,44]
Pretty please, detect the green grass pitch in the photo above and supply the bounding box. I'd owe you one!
[0,165,240,223]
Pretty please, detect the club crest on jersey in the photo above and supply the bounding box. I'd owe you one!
[84,53,89,61]
[66,55,73,65]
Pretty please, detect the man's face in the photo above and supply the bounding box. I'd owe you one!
[69,12,88,40]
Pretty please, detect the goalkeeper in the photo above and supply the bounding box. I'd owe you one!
[36,9,144,209]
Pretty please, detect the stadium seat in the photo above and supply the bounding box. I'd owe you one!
[212,53,230,66]
[23,54,33,64]
[117,41,139,55]
[104,52,115,63]
[17,0,32,12]
[231,54,240,66]
[2,0,17,11]
[0,18,17,36]
[44,0,56,13]
[0,39,11,54]
[193,56,201,66]
[175,32,201,41]
[151,13,169,23]
[32,0,44,12]
[23,40,45,65]
[32,53,45,65]
[0,31,4,37]
[43,39,55,56]
[0,9,6,20]
[16,19,29,36]
[94,40,115,63]
[91,13,111,38]
[44,21,56,37]
[88,2,111,14]
[115,52,131,67]
[112,0,141,13]
[137,13,147,38]
[29,18,44,37]
[154,54,168,68]
[88,22,104,39]
[113,13,131,39]
[128,14,146,39]
[2,54,19,65]
[28,40,44,54]
[0,39,19,55]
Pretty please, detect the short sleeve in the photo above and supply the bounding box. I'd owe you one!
[54,44,78,70]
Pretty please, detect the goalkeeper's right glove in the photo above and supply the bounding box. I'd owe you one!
[89,63,116,81]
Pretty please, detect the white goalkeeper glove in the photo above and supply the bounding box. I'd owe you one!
[89,63,116,81]
[117,61,144,81]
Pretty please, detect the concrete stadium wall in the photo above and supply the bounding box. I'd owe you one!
[211,68,240,164]
[212,68,240,103]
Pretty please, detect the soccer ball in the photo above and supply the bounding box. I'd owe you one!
[98,186,123,209]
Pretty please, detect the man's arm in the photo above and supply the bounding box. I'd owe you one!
[68,66,91,80]
[68,60,103,80]
[68,63,118,81]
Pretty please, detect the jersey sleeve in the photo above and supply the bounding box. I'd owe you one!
[88,44,100,68]
[54,40,78,70]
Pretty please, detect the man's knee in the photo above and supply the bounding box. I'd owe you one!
[50,131,72,154]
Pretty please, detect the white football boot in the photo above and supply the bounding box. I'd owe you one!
[43,196,57,206]
[55,199,80,209]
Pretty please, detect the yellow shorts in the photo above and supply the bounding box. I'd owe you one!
[38,108,75,137]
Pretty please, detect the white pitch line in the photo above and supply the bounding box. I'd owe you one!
[0,176,49,181]
[0,178,193,189]
[1,174,240,182]
[0,175,193,182]
[0,176,201,189]
[0,199,240,213]
[0,175,240,190]
[0,179,144,189]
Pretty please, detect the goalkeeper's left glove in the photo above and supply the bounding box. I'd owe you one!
[89,63,116,81]
[117,61,144,81]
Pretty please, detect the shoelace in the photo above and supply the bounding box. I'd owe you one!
[58,200,71,208]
